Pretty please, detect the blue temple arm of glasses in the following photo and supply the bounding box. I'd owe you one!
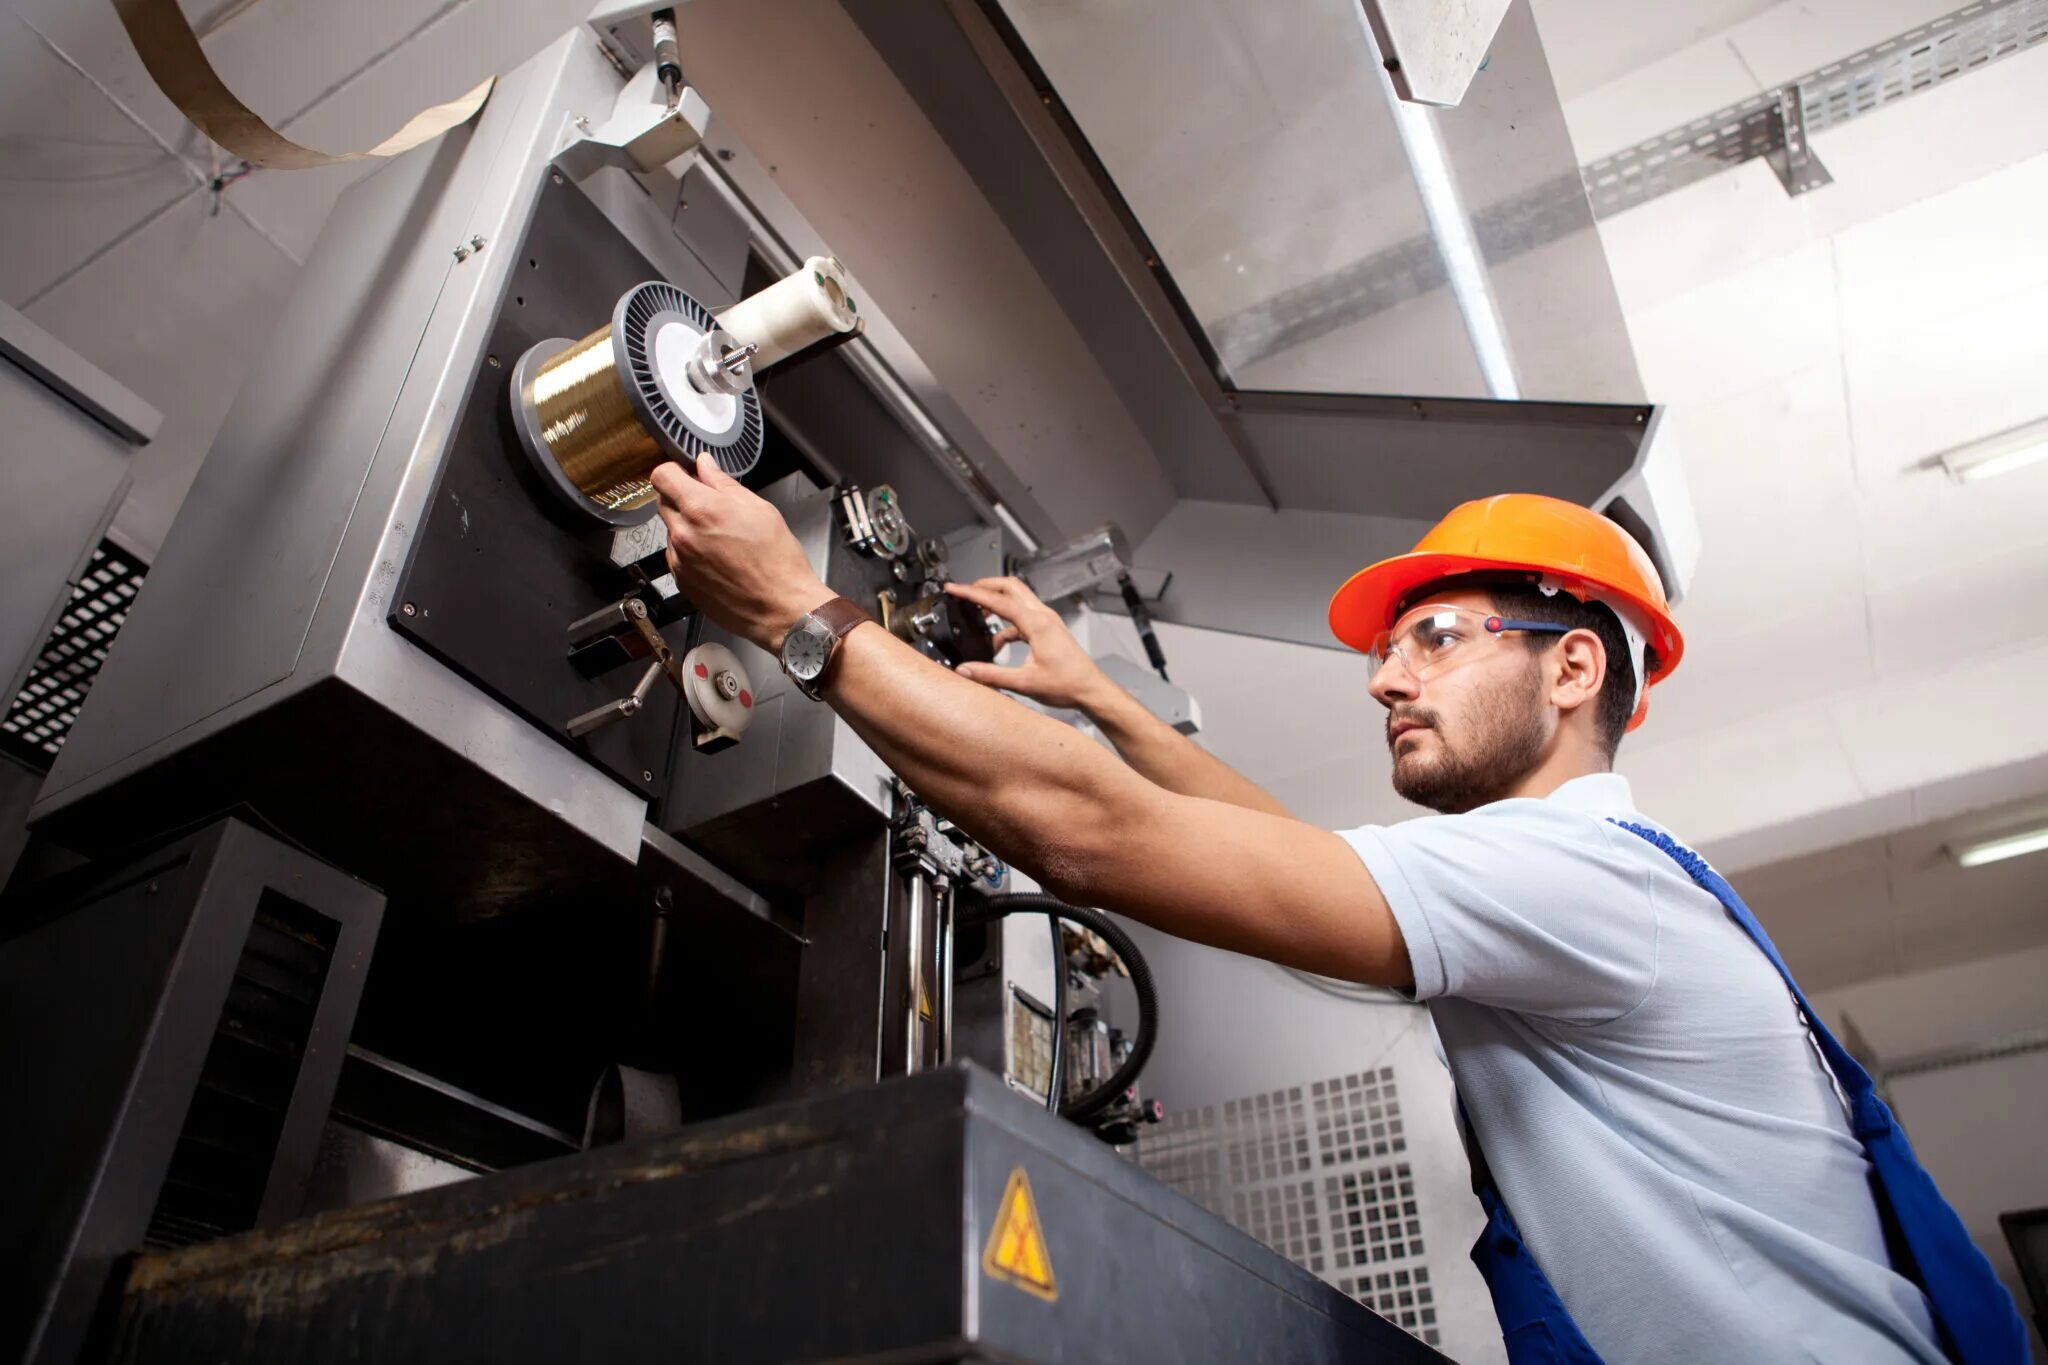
[1483,616,1574,637]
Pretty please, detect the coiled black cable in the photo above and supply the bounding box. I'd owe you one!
[957,891,1157,1124]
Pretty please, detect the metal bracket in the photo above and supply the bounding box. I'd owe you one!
[1764,86,1833,198]
[564,598,689,738]
[556,63,710,179]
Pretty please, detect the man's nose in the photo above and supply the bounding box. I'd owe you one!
[1369,655,1417,708]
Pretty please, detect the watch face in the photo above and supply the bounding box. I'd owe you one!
[785,619,832,681]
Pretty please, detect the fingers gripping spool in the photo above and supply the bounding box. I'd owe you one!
[511,280,766,526]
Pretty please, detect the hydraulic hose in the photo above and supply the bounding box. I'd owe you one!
[958,891,1157,1124]
[1045,914,1067,1115]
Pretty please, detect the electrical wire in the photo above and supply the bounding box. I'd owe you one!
[1045,915,1067,1113]
[958,891,1156,1124]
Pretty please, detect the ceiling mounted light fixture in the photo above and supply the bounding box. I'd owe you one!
[1949,824,2048,869]
[1936,416,2048,484]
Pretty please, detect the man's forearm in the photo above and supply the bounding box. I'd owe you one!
[822,625,1151,895]
[1077,677,1294,819]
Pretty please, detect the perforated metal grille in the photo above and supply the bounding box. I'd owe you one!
[1339,1266,1440,1348]
[1580,0,2048,217]
[1140,1105,1225,1215]
[1,540,146,770]
[1137,1065,1436,1347]
[1328,1162,1426,1268]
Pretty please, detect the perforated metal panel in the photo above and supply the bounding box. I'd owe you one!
[1,541,146,770]
[1581,0,2048,217]
[1137,1065,1441,1350]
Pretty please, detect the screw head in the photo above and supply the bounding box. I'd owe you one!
[642,769,654,782]
[401,602,417,616]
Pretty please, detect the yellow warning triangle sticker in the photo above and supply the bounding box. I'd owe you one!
[919,982,933,1021]
[982,1166,1058,1302]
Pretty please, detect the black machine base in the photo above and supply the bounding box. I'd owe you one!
[103,1064,1444,1364]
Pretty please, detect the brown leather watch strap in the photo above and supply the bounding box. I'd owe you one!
[810,595,872,693]
[811,595,872,641]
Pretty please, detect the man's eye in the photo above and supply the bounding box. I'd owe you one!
[1428,630,1461,650]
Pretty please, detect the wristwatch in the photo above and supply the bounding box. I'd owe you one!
[779,596,872,701]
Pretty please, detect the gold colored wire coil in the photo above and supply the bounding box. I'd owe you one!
[525,327,662,512]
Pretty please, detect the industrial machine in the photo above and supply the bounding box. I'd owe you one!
[0,7,1459,1363]
[0,0,1715,1353]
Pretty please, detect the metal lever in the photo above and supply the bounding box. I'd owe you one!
[565,598,689,737]
[568,659,663,738]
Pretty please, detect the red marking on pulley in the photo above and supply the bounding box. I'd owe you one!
[739,690,753,709]
[694,662,709,678]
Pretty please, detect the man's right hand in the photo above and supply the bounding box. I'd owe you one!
[944,577,1114,713]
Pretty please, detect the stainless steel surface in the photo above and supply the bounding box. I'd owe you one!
[1018,523,1133,604]
[665,474,898,875]
[1361,0,1515,108]
[30,36,654,899]
[1764,86,1834,198]
[0,300,162,446]
[301,1124,473,1214]
[992,0,1638,404]
[903,872,928,1073]
[0,358,134,715]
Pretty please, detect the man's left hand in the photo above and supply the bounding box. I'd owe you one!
[650,457,831,653]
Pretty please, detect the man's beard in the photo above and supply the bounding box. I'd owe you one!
[1388,662,1548,814]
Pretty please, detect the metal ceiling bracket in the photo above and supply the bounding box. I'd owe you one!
[1764,86,1833,198]
[1361,0,1515,108]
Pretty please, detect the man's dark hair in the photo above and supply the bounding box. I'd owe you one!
[1402,573,1658,762]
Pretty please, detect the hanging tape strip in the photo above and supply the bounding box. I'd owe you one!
[111,0,494,170]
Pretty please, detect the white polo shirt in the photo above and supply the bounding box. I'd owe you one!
[1338,774,1945,1365]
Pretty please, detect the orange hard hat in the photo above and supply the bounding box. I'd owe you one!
[1328,494,1684,730]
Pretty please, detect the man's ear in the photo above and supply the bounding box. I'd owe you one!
[1550,629,1606,717]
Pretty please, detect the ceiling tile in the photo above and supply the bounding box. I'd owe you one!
[0,12,197,303]
[1624,238,1840,407]
[1828,635,2048,804]
[24,192,300,555]
[1721,0,2003,94]
[1831,151,2048,344]
[1528,0,1781,105]
[1557,25,1760,163]
[1842,275,2048,483]
[1657,361,1863,631]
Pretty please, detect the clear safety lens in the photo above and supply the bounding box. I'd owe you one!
[1366,606,1499,679]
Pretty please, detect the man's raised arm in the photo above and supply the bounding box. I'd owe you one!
[648,457,1412,990]
[945,576,1294,819]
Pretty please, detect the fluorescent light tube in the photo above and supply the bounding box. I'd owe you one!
[1951,826,2048,868]
[1938,417,2048,484]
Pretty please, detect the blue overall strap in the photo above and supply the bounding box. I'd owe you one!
[1457,1097,1607,1364]
[1608,820,2029,1365]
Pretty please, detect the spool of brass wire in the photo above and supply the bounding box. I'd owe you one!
[510,281,763,526]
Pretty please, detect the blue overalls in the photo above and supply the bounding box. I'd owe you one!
[1460,820,2029,1364]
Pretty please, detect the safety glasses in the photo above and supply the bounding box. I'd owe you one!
[1365,605,1571,681]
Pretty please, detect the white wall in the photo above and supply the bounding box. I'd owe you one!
[1814,944,2048,1356]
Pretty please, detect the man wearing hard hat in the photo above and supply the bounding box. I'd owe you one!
[651,462,2024,1365]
